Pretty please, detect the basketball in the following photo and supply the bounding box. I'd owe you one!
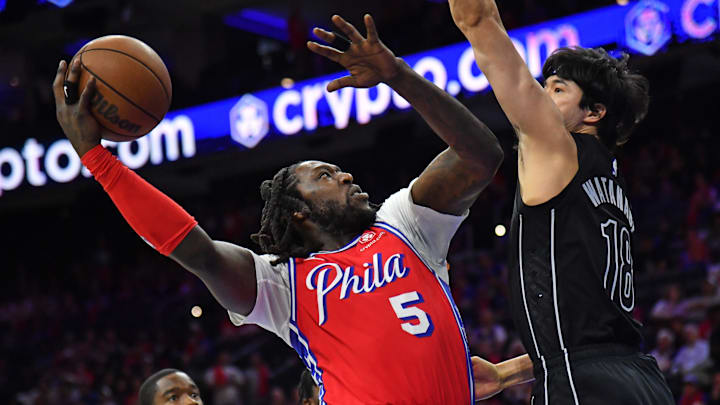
[68,35,172,142]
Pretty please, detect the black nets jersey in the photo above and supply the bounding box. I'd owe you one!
[508,132,643,369]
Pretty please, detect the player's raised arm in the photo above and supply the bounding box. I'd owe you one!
[53,59,257,316]
[307,14,503,215]
[448,0,578,205]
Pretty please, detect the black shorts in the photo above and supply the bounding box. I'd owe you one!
[530,344,674,405]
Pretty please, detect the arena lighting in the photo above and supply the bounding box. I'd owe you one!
[191,306,203,318]
[223,8,289,42]
[0,0,6,13]
[2,0,719,197]
[281,77,295,88]
[63,38,90,57]
[495,225,507,238]
[42,0,74,7]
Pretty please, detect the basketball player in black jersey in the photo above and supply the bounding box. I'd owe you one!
[448,0,675,404]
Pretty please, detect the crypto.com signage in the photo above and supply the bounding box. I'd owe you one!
[1,0,717,196]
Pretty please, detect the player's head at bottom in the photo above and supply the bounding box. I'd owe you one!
[139,369,203,405]
[542,46,650,152]
[251,160,380,265]
[298,368,320,405]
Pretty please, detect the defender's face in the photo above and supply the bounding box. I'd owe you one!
[544,75,588,132]
[294,160,371,214]
[153,372,203,405]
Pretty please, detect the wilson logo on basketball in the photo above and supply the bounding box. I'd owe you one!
[90,91,141,134]
[359,232,376,244]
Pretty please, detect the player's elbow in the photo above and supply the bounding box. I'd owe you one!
[465,142,504,185]
[476,141,504,177]
[489,142,504,172]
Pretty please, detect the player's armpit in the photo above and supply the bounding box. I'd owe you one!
[171,228,258,316]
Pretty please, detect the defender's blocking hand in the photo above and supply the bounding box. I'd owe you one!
[307,14,403,92]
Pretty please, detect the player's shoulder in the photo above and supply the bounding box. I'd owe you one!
[254,252,290,272]
[376,184,413,223]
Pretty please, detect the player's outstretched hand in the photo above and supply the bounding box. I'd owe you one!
[307,14,402,92]
[471,356,503,401]
[448,0,496,33]
[53,59,102,157]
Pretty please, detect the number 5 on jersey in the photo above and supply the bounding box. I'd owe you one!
[389,291,434,337]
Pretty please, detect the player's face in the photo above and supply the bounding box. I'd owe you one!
[302,386,321,405]
[544,75,589,132]
[293,160,376,235]
[153,372,203,405]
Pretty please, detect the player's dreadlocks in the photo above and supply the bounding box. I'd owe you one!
[251,163,320,265]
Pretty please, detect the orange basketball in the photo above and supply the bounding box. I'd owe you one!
[68,35,172,142]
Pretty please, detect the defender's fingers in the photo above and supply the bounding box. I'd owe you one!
[364,14,379,42]
[307,41,343,62]
[52,60,68,107]
[331,15,364,43]
[327,76,356,92]
[313,27,336,43]
[78,77,96,110]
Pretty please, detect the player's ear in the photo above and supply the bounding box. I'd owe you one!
[584,103,607,124]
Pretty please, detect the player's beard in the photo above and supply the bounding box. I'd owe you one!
[309,197,377,239]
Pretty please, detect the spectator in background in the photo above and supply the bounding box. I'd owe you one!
[700,304,720,340]
[651,284,686,321]
[245,353,271,403]
[269,386,288,405]
[203,351,244,405]
[708,371,720,405]
[651,328,677,375]
[679,374,705,405]
[139,369,202,405]
[673,323,710,376]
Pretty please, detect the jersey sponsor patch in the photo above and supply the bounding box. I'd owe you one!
[359,231,376,244]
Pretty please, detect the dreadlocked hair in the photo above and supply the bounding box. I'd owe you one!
[251,164,319,265]
[543,47,650,151]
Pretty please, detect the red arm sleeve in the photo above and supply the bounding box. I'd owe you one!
[81,145,198,256]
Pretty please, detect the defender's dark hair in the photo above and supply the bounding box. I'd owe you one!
[251,164,319,265]
[297,369,317,404]
[139,368,181,405]
[542,47,650,151]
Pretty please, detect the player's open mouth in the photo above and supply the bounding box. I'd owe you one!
[350,186,369,199]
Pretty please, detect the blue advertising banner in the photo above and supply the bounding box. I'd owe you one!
[1,0,717,196]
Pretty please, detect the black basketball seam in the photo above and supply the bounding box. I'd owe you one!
[79,60,162,124]
[79,47,171,102]
[103,126,144,140]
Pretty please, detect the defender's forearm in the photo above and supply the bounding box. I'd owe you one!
[385,61,502,168]
[497,354,535,389]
